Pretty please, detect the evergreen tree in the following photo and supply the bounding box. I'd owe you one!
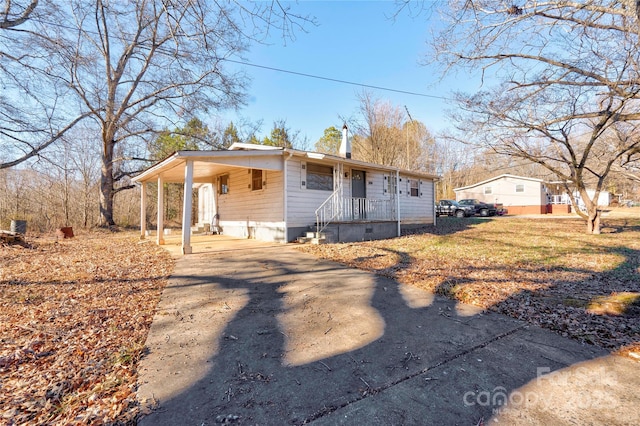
[315,126,342,154]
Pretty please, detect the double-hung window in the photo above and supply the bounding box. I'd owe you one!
[410,179,419,197]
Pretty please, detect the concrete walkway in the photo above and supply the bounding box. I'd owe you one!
[136,238,639,425]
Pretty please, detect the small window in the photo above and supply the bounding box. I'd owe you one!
[307,163,333,191]
[252,169,263,191]
[515,184,525,193]
[219,175,229,194]
[484,186,492,195]
[410,180,419,197]
[387,175,397,195]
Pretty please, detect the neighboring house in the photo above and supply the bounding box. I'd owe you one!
[455,174,549,214]
[454,174,610,215]
[133,127,438,254]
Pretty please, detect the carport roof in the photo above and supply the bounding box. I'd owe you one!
[132,149,287,184]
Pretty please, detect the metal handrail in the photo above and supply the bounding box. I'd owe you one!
[315,188,342,234]
[316,195,394,234]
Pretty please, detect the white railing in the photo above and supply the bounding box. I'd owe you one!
[315,189,342,234]
[315,195,394,234]
[550,194,571,204]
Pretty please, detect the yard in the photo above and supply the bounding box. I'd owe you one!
[0,233,173,425]
[1,210,639,424]
[299,209,640,354]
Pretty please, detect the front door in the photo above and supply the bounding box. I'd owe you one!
[352,170,366,219]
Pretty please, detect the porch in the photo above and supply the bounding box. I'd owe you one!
[315,192,398,234]
[134,148,288,255]
[143,233,284,257]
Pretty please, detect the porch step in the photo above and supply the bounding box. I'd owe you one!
[297,231,334,244]
[190,226,202,234]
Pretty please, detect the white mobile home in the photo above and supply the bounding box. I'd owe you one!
[133,134,437,254]
[454,174,549,214]
[454,174,611,215]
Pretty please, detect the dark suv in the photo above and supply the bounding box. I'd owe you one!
[435,200,475,218]
[458,199,497,217]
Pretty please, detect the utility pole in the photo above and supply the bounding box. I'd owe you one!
[404,106,414,169]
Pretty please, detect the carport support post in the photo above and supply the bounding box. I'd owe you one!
[181,160,193,255]
[157,175,165,245]
[140,182,147,239]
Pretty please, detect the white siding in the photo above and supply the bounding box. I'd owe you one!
[399,174,434,224]
[216,167,284,223]
[358,169,386,199]
[286,159,339,227]
[285,160,435,227]
[456,176,545,207]
[489,176,544,206]
[455,187,485,201]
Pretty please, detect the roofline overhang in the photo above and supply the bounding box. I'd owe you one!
[133,148,441,183]
[453,174,544,192]
[132,150,289,183]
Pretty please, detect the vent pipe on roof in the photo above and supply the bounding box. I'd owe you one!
[339,124,351,159]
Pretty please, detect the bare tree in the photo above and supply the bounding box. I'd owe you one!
[3,0,313,226]
[350,92,405,167]
[406,119,437,173]
[417,0,640,233]
[261,119,309,149]
[349,91,435,171]
[59,125,101,228]
[1,1,92,170]
[0,0,37,29]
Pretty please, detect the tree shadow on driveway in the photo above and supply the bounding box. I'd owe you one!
[136,244,614,425]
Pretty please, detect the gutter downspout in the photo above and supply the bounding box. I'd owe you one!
[396,169,401,237]
[433,179,437,227]
[283,151,294,243]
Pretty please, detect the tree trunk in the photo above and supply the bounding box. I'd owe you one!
[99,141,116,227]
[586,208,601,234]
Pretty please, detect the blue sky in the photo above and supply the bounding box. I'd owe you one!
[219,1,482,146]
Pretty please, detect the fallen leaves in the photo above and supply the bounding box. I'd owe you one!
[1,232,173,425]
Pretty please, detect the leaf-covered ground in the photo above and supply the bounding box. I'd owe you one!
[0,232,173,425]
[298,214,640,356]
[2,214,639,424]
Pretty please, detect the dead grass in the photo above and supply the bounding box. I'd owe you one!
[0,231,173,425]
[298,214,640,356]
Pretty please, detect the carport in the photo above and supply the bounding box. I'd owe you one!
[133,148,286,254]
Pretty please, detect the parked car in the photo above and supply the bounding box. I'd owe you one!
[458,199,498,217]
[435,199,475,218]
[495,203,508,216]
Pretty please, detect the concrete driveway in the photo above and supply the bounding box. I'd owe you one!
[136,237,639,425]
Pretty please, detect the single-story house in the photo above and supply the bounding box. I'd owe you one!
[454,174,610,215]
[133,126,438,254]
[455,174,549,214]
